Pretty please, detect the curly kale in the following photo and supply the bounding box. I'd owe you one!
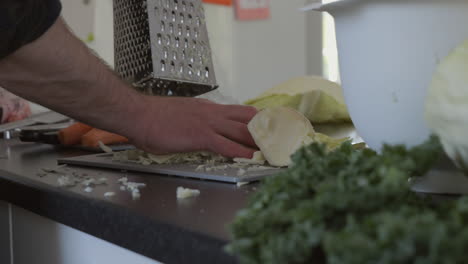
[226,136,468,264]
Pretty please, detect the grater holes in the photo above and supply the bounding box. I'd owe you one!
[188,64,193,76]
[180,13,185,24]
[116,0,216,90]
[165,34,172,45]
[177,24,183,36]
[198,54,203,64]
[170,61,176,72]
[157,33,162,45]
[179,62,184,75]
[114,0,153,81]
[169,23,174,34]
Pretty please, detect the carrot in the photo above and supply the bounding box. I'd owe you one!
[81,128,129,148]
[58,122,93,146]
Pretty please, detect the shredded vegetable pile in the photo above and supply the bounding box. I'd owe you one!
[227,136,468,264]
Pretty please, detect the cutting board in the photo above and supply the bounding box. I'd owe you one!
[58,153,285,183]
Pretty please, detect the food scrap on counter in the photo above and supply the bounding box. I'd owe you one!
[176,187,201,199]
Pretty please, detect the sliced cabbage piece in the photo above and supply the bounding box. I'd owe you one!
[113,150,227,165]
[311,133,350,152]
[248,107,352,167]
[248,107,315,167]
[245,76,351,123]
[233,151,266,165]
[176,187,200,199]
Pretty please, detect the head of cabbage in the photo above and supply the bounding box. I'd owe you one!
[425,40,468,172]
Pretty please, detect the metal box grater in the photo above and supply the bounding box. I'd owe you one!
[113,0,218,96]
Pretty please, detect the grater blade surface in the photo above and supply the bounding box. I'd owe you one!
[113,0,217,96]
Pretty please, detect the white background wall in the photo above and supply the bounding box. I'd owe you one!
[61,0,96,41]
[30,0,98,115]
[205,1,312,102]
[305,0,324,78]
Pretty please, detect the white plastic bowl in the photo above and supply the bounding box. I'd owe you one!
[304,0,468,150]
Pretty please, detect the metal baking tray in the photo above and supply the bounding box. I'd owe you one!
[58,153,285,183]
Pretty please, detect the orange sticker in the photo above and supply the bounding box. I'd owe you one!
[203,0,232,6]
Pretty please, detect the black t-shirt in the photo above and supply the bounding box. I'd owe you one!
[0,0,62,60]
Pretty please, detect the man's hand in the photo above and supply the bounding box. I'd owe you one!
[0,18,258,158]
[132,97,258,158]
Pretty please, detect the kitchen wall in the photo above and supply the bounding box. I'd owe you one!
[30,0,99,115]
[61,0,96,41]
[59,0,322,103]
[306,0,324,79]
[205,1,314,101]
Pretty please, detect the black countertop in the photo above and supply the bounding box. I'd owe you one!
[0,139,258,264]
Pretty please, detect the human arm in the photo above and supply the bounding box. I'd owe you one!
[0,15,257,158]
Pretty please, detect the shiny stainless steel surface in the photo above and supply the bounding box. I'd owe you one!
[0,111,68,133]
[58,153,284,183]
[410,154,468,195]
[113,0,217,96]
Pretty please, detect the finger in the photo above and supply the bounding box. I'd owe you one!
[208,134,257,159]
[195,98,216,104]
[221,105,258,123]
[214,120,257,148]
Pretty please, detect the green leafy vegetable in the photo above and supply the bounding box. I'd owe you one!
[227,136,468,263]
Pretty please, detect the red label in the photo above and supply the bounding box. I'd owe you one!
[234,0,270,21]
[203,0,232,6]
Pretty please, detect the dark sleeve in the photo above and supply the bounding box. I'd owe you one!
[0,0,62,60]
